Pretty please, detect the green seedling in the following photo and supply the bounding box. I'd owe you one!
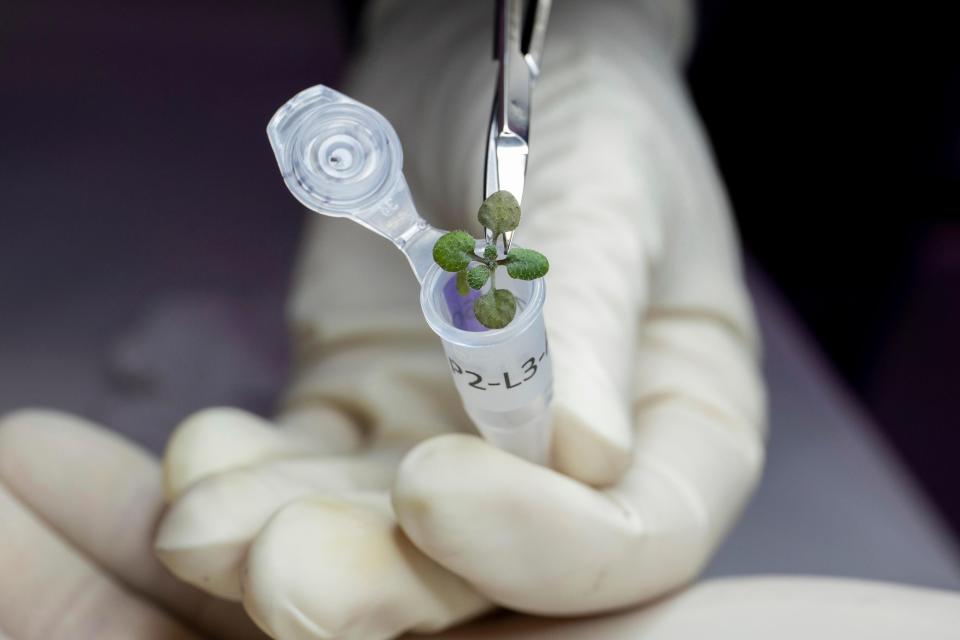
[432,190,549,329]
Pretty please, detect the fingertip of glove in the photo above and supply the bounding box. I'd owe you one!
[153,537,245,601]
[0,408,104,448]
[392,434,549,555]
[0,409,68,461]
[392,434,498,509]
[0,408,156,485]
[162,407,279,499]
[0,410,91,495]
[242,485,492,636]
[241,495,434,640]
[395,433,490,480]
[153,472,255,601]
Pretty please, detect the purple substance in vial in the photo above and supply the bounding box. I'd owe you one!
[443,274,487,331]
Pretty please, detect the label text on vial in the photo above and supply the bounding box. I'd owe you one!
[447,338,549,392]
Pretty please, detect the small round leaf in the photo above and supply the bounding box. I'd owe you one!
[474,288,517,329]
[505,248,549,280]
[477,191,521,236]
[483,244,498,261]
[466,265,491,290]
[433,231,476,272]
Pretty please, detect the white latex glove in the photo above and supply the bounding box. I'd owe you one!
[0,411,268,640]
[4,412,960,640]
[154,0,769,637]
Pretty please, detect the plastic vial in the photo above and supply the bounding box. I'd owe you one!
[268,84,553,465]
[420,263,553,464]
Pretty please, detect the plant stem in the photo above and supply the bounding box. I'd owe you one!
[473,253,510,268]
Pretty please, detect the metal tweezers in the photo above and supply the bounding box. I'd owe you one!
[484,0,552,252]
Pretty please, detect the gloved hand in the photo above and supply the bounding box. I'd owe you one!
[0,411,268,640]
[5,412,960,640]
[151,1,767,637]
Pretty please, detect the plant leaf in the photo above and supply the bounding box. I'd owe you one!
[466,265,491,290]
[433,231,476,272]
[505,248,549,280]
[456,269,470,295]
[483,244,498,261]
[474,288,516,329]
[477,191,521,236]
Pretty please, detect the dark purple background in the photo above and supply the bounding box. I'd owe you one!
[689,2,960,536]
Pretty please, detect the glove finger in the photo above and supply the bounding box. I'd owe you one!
[511,19,696,485]
[351,2,664,486]
[394,434,624,613]
[0,481,202,640]
[392,310,762,615]
[242,493,489,640]
[392,285,762,614]
[156,454,397,600]
[163,405,360,499]
[0,409,265,639]
[394,371,762,616]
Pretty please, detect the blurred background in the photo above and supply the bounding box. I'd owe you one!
[2,1,958,587]
[689,1,960,540]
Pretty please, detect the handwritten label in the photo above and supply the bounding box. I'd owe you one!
[447,337,549,393]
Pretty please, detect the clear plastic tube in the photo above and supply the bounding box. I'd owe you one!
[420,263,553,464]
[268,84,553,464]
